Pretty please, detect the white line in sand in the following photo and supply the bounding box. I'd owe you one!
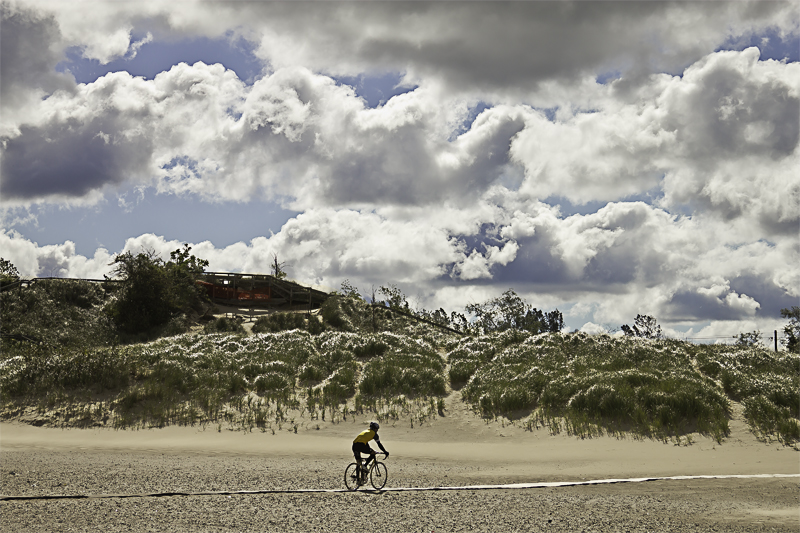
[2,474,798,501]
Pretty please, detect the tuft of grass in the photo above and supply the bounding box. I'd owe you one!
[252,312,309,334]
[204,316,246,334]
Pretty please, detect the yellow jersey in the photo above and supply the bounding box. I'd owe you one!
[353,429,378,444]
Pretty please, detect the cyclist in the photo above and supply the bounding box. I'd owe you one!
[352,421,388,481]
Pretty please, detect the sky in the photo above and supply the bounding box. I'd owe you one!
[1,0,799,342]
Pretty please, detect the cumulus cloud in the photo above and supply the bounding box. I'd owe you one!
[1,62,529,208]
[3,194,796,329]
[1,1,798,337]
[510,48,800,233]
[0,229,112,279]
[0,3,75,134]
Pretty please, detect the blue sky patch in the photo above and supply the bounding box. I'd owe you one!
[716,26,799,63]
[57,33,265,84]
[334,71,416,108]
[8,189,298,256]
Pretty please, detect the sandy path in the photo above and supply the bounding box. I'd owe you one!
[2,400,798,532]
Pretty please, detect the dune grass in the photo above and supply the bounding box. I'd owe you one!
[1,282,797,445]
[0,328,449,431]
[693,345,800,445]
[448,330,798,445]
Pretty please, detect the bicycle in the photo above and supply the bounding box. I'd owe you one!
[344,452,388,491]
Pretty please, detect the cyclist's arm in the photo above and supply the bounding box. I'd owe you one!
[374,434,388,455]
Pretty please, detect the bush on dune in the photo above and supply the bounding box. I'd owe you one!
[1,279,116,347]
[452,332,737,442]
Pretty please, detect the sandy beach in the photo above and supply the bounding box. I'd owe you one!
[2,398,798,532]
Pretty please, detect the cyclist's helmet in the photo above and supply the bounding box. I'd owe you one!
[369,421,380,431]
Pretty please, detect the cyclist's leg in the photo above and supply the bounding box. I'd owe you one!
[363,447,376,468]
[352,444,362,474]
[353,442,370,475]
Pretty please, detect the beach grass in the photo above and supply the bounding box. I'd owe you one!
[1,283,797,444]
[448,331,798,445]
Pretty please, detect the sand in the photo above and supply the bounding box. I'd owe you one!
[1,397,798,532]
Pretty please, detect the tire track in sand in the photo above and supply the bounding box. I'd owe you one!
[2,473,798,501]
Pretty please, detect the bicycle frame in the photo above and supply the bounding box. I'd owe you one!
[345,452,388,491]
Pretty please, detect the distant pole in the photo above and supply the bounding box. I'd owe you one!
[774,330,778,352]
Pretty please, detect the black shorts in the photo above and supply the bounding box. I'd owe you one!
[352,442,373,460]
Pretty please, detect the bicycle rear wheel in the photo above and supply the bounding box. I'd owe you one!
[370,461,388,490]
[344,463,360,491]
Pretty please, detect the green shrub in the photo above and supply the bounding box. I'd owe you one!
[204,316,246,334]
[252,312,307,333]
[458,333,732,441]
[359,351,446,397]
[320,296,356,331]
[107,246,209,335]
[743,396,800,445]
[1,279,116,347]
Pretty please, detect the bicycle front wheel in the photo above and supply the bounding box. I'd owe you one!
[370,461,388,490]
[344,463,360,491]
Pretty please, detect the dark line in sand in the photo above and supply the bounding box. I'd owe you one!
[2,474,797,502]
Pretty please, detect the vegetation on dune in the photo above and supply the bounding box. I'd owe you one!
[447,329,798,445]
[0,259,798,446]
[449,331,731,442]
[107,245,211,338]
[781,306,800,353]
[694,344,799,445]
[0,279,116,347]
[0,329,447,431]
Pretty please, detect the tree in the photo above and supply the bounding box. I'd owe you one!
[545,309,565,333]
[169,244,209,275]
[449,311,470,333]
[339,279,361,299]
[378,284,409,311]
[781,306,800,353]
[621,314,663,339]
[519,307,545,333]
[0,258,20,285]
[466,288,563,334]
[167,244,210,312]
[108,250,172,334]
[734,330,762,347]
[270,253,288,280]
[466,289,526,332]
[108,246,209,334]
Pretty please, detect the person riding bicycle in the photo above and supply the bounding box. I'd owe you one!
[352,421,388,480]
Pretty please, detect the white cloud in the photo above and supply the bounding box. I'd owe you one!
[1,1,798,336]
[0,229,112,279]
[579,322,608,335]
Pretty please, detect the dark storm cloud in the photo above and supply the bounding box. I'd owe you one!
[0,3,75,111]
[240,1,792,95]
[1,118,153,199]
[729,275,799,318]
[492,234,571,286]
[665,290,755,322]
[320,107,526,206]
